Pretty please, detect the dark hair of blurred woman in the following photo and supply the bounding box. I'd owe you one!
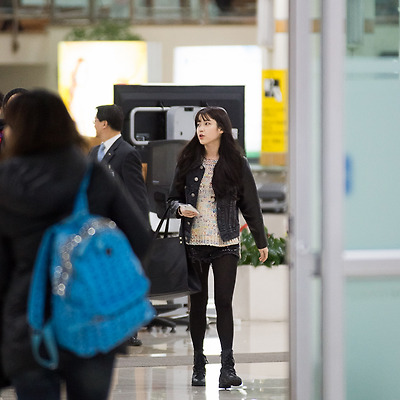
[3,89,87,159]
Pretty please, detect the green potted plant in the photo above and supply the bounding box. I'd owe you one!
[239,224,286,268]
[65,21,143,41]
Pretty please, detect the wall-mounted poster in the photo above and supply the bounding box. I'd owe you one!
[58,41,148,137]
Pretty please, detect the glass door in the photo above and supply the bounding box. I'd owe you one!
[288,0,325,398]
[344,0,400,398]
[289,0,400,399]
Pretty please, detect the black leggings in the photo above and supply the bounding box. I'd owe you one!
[189,254,238,352]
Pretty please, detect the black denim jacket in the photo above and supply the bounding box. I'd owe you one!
[168,158,267,249]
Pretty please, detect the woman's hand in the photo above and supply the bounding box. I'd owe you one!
[178,206,199,218]
[258,247,269,263]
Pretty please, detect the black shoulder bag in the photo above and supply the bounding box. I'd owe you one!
[143,205,201,300]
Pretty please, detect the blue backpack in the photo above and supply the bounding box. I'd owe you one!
[28,164,155,369]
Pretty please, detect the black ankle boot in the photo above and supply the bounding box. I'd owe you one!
[192,351,208,386]
[219,349,242,389]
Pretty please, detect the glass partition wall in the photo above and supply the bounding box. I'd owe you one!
[344,0,400,398]
[289,0,400,399]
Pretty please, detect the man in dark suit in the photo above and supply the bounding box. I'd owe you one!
[89,104,149,218]
[89,104,150,347]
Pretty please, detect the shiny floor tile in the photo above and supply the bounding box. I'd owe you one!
[112,319,289,399]
[1,320,289,400]
[111,364,288,399]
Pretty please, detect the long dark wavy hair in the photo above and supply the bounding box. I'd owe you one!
[2,89,87,158]
[176,106,244,199]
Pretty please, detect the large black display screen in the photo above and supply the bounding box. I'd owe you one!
[114,84,245,150]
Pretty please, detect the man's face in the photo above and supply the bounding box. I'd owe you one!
[94,116,105,139]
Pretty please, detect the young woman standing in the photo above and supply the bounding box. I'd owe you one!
[168,106,268,389]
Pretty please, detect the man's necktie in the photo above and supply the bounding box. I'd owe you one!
[97,143,106,161]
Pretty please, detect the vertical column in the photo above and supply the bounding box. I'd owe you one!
[288,0,315,399]
[321,0,345,398]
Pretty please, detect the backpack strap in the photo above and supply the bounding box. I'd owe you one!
[28,165,93,330]
[27,227,60,369]
[28,163,93,331]
[28,228,54,331]
[72,163,93,215]
[27,164,93,370]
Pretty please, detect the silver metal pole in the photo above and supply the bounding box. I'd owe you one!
[321,0,345,397]
[288,0,315,398]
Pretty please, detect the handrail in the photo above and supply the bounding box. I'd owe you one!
[0,0,256,26]
[1,0,256,52]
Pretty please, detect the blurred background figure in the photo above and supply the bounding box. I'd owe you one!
[89,104,150,346]
[0,91,4,151]
[89,104,149,219]
[0,88,28,153]
[2,88,28,114]
[0,89,152,400]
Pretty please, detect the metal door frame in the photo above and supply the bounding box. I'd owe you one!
[289,0,345,399]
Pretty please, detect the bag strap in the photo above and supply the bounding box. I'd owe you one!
[142,204,173,273]
[28,228,55,331]
[29,165,93,330]
[72,163,93,215]
[27,226,60,368]
[154,204,172,239]
[27,164,93,370]
[31,322,59,370]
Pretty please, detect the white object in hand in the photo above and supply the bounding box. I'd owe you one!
[180,204,200,215]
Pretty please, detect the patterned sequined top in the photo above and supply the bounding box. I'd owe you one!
[188,158,239,247]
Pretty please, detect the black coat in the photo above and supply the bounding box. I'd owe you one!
[0,146,152,378]
[88,137,150,217]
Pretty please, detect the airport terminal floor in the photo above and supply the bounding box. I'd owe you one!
[0,314,289,400]
[0,161,288,400]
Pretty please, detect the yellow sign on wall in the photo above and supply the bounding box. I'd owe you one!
[261,69,288,154]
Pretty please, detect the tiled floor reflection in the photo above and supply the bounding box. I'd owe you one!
[112,364,288,400]
[0,320,289,400]
[111,319,289,399]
